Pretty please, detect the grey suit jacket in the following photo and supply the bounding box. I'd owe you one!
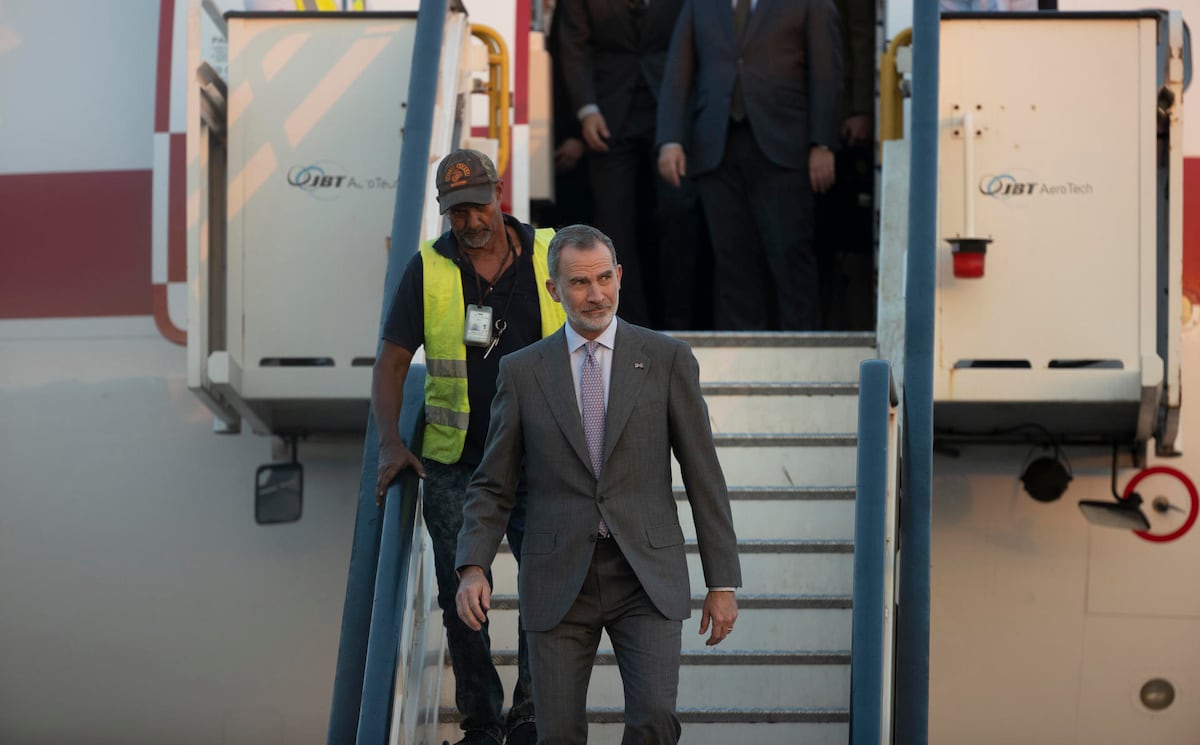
[656,0,843,175]
[456,321,741,632]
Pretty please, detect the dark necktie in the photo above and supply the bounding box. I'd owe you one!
[730,0,750,122]
[581,341,610,537]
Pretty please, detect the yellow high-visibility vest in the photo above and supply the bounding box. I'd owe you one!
[420,227,563,463]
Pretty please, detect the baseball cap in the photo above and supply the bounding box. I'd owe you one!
[435,149,500,213]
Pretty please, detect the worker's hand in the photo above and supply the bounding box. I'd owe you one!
[657,144,687,188]
[809,146,836,194]
[699,590,738,647]
[581,112,611,153]
[375,439,424,506]
[455,566,491,631]
[841,114,872,148]
[555,137,586,172]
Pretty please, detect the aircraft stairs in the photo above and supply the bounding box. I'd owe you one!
[433,332,880,744]
[317,7,901,742]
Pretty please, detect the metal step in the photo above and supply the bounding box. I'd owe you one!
[566,720,850,745]
[676,486,856,541]
[435,710,850,745]
[674,331,876,383]
[460,649,851,667]
[702,382,859,433]
[479,594,853,653]
[438,651,851,709]
[489,541,854,597]
[677,434,858,486]
[438,705,851,724]
[495,486,857,559]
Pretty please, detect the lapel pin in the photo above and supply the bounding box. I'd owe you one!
[634,362,645,369]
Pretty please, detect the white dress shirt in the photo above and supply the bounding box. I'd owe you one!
[564,318,618,413]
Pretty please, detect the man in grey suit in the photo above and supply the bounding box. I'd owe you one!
[455,224,741,743]
[657,0,843,330]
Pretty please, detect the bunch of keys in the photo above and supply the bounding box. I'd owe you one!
[483,319,508,359]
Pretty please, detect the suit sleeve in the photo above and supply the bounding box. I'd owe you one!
[655,0,696,149]
[667,342,742,589]
[556,0,598,115]
[547,3,584,142]
[456,357,526,573]
[807,0,844,149]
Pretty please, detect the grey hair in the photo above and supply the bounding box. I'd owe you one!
[546,224,618,282]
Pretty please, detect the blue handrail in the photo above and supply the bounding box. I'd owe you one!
[357,368,427,742]
[327,370,427,745]
[326,0,448,742]
[896,3,939,744]
[850,359,893,745]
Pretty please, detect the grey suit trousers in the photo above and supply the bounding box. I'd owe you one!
[527,537,682,745]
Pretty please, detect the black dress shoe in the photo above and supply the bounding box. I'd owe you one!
[505,722,537,745]
[448,729,502,745]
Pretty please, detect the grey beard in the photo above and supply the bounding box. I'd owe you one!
[459,229,491,249]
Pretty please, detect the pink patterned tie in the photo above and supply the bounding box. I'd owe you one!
[581,341,610,537]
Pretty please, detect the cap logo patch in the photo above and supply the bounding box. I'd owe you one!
[446,162,471,188]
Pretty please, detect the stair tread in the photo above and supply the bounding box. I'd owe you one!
[672,331,875,348]
[439,706,850,724]
[712,433,857,446]
[680,486,855,500]
[701,382,859,395]
[497,538,854,555]
[720,538,853,553]
[489,593,852,610]
[477,650,852,665]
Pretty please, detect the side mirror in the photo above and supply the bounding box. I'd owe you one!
[255,462,303,525]
[1078,492,1150,531]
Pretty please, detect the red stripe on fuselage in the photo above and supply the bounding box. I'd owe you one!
[155,0,175,133]
[0,171,152,319]
[1184,158,1200,303]
[169,134,186,282]
[514,0,530,124]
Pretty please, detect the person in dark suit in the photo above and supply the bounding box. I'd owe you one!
[556,0,709,329]
[657,0,843,330]
[454,224,741,744]
[816,0,877,330]
[539,0,594,230]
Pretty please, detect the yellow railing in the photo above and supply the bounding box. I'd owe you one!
[470,24,512,175]
[880,27,913,147]
[293,0,364,10]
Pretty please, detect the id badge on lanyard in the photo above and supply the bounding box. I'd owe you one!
[464,303,494,347]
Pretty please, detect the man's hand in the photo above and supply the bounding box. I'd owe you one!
[455,566,491,631]
[699,590,738,647]
[581,112,611,153]
[375,438,424,506]
[809,146,836,194]
[841,114,871,148]
[555,137,586,172]
[657,144,687,188]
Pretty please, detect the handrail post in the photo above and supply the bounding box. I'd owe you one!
[851,360,893,745]
[896,3,939,744]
